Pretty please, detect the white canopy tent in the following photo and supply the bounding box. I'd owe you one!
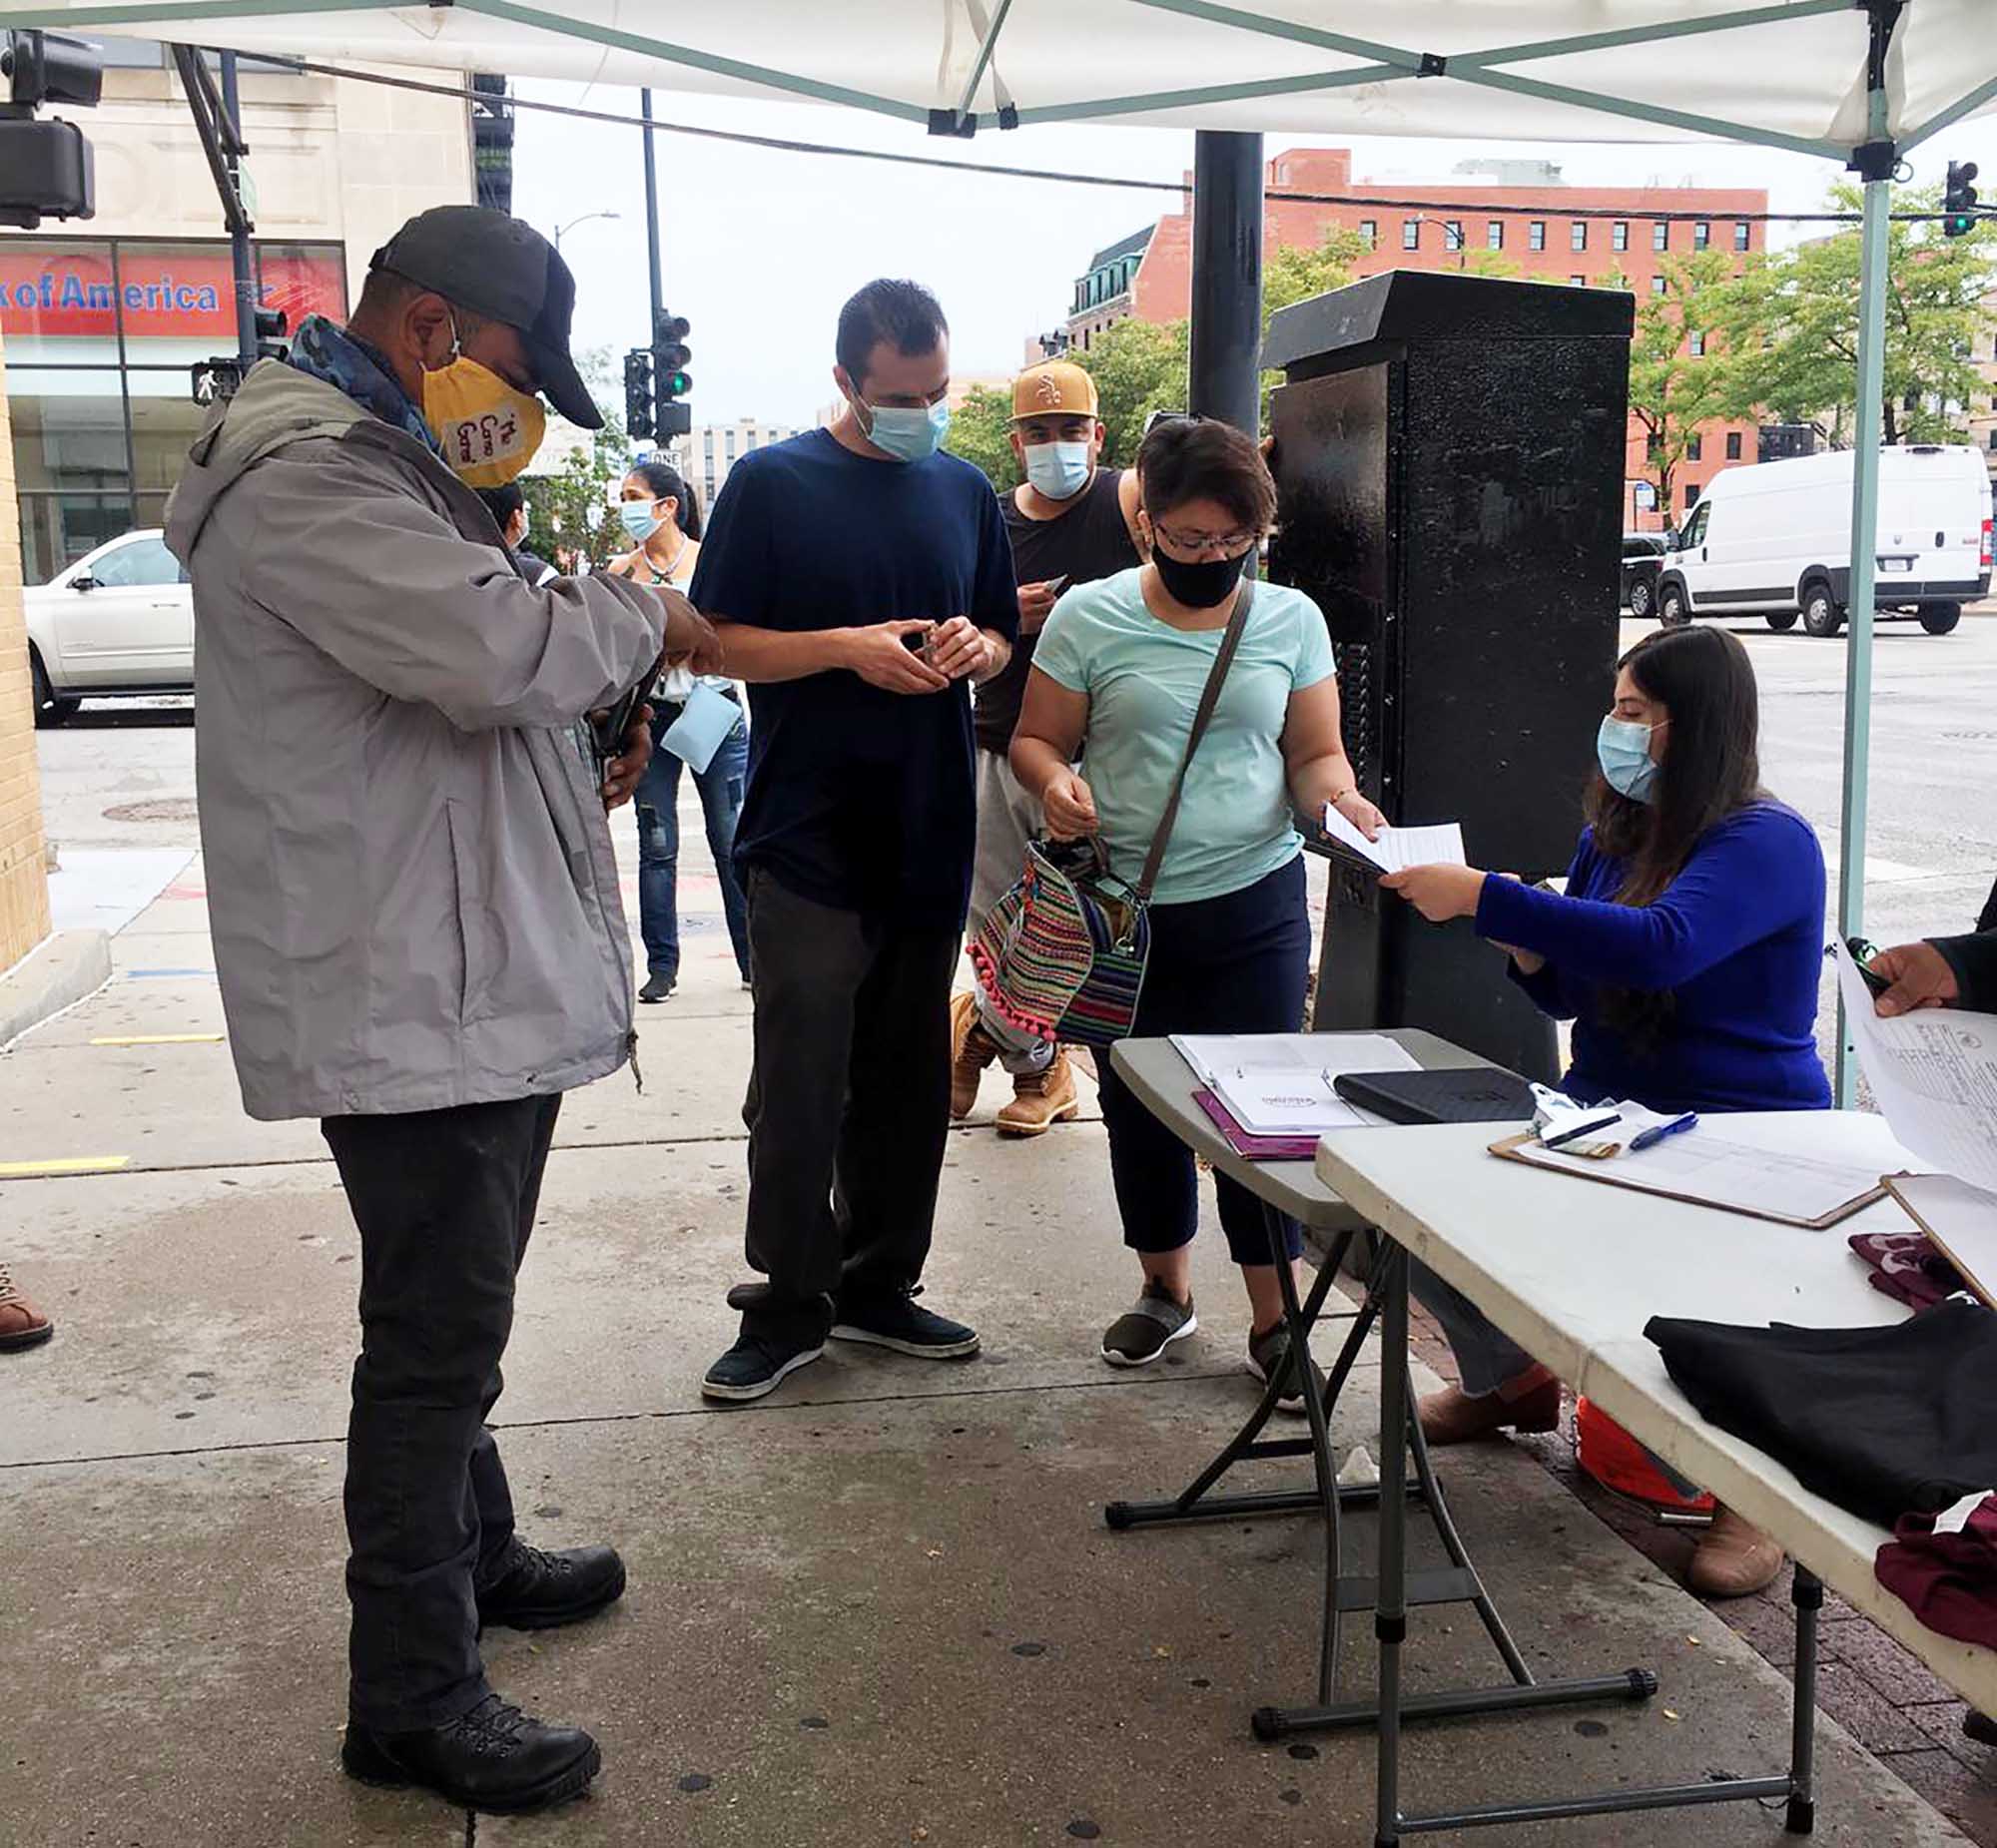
[10,0,1997,1092]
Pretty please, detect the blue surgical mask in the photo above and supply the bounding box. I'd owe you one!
[1023,440,1092,501]
[1597,714,1663,803]
[618,500,663,543]
[864,399,950,463]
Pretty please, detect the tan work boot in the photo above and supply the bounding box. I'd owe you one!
[1687,1507,1785,1598]
[1418,1365,1561,1446]
[950,990,999,1120]
[997,1048,1079,1138]
[0,1264,54,1352]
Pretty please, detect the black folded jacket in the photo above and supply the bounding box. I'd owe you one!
[1645,1300,1997,1528]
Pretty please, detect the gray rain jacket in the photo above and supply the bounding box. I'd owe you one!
[164,359,665,1120]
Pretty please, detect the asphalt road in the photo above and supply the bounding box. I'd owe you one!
[30,602,1996,1009]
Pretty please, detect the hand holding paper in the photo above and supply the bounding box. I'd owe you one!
[1321,803,1468,875]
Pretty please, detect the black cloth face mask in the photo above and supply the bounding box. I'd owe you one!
[1153,545,1252,609]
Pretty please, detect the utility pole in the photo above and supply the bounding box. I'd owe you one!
[219,51,257,371]
[1186,130,1264,438]
[639,89,663,339]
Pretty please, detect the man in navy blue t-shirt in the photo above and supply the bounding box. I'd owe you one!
[691,279,1017,1402]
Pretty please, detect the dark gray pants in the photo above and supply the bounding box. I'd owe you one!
[739,868,957,1339]
[323,1093,560,1732]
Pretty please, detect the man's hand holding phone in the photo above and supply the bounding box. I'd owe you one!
[1016,576,1068,636]
[847,621,951,694]
[928,615,1001,683]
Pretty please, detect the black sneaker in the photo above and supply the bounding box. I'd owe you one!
[701,1327,826,1403]
[639,972,676,1003]
[1101,1280,1197,1367]
[476,1537,626,1631]
[1246,1321,1326,1417]
[1967,1710,1997,1748]
[831,1287,981,1360]
[341,1693,600,1814]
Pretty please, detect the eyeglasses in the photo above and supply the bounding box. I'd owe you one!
[1151,521,1259,556]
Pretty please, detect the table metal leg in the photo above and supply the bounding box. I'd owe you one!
[1270,1214,1349,1704]
[1104,1229,1384,1533]
[1787,1565,1822,1835]
[1374,1241,1412,1847]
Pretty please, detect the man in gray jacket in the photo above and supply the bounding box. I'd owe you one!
[165,207,715,1816]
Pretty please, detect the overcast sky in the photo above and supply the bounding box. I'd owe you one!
[511,82,1997,430]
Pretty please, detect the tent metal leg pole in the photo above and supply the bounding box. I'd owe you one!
[1187,130,1264,435]
[1834,116,1894,1104]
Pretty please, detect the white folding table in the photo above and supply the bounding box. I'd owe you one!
[1315,1107,1997,1842]
[1109,1033,1677,1836]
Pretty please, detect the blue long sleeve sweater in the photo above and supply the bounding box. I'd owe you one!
[1473,802,1832,1115]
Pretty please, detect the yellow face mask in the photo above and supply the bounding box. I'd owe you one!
[420,323,546,488]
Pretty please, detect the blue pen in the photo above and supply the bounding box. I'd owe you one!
[1630,1111,1698,1153]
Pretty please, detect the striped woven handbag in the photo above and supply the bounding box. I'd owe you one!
[970,580,1255,1049]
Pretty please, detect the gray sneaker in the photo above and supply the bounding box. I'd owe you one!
[1101,1280,1197,1367]
[1246,1322,1326,1416]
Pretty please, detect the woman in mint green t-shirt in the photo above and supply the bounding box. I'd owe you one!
[1010,417,1383,1410]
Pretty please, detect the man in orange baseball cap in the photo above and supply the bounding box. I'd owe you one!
[951,357,1145,1137]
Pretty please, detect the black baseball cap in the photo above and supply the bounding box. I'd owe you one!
[369,206,602,430]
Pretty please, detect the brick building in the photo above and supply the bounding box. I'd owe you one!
[1063,146,1769,532]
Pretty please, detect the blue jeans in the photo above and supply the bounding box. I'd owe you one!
[635,703,751,983]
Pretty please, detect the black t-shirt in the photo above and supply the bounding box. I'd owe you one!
[690,428,1018,929]
[977,468,1141,755]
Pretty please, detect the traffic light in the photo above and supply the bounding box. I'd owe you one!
[0,30,102,229]
[624,347,655,442]
[654,311,690,398]
[1945,160,1980,238]
[652,310,691,438]
[254,306,288,362]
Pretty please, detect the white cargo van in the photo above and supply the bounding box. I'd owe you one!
[1655,444,1991,638]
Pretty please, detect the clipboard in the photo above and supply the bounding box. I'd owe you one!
[1884,1173,1997,1309]
[1489,1131,1889,1230]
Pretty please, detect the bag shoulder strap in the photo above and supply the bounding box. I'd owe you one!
[1133,577,1256,905]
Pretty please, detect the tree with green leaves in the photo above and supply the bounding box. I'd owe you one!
[1605,252,1753,524]
[1721,181,1997,446]
[945,382,1023,490]
[521,346,633,569]
[1075,315,1192,467]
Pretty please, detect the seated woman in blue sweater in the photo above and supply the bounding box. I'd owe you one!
[1382,624,1829,1598]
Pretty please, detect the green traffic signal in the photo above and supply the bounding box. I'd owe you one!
[1944,160,1979,239]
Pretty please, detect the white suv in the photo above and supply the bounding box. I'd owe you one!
[25,528,194,726]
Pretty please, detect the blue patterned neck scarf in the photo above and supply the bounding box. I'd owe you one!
[288,314,437,455]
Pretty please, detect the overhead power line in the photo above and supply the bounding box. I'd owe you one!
[239,53,1970,227]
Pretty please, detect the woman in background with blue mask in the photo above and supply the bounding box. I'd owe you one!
[1382,624,1828,1599]
[608,461,753,1001]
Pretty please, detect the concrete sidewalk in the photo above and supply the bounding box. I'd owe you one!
[0,835,1979,1845]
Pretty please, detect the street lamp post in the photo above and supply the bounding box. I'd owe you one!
[554,211,621,252]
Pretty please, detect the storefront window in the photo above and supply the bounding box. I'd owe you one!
[1,236,345,580]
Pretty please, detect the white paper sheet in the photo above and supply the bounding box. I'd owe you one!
[1171,1032,1420,1135]
[1322,806,1467,876]
[1834,940,1997,1197]
[1509,1128,1885,1225]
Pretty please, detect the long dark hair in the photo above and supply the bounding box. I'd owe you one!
[1587,625,1765,904]
[627,460,702,541]
[1587,625,1767,1049]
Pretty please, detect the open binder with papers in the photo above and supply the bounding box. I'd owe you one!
[1488,1128,1888,1229]
[1170,1032,1418,1137]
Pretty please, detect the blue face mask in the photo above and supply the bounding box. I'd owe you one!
[1023,440,1093,501]
[1598,714,1663,803]
[864,398,950,463]
[619,499,663,544]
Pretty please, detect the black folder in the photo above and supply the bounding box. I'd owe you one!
[1333,1067,1536,1126]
